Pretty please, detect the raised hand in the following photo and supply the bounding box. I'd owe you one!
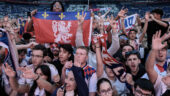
[19,67,36,79]
[56,87,64,96]
[98,18,104,31]
[77,11,87,26]
[74,57,81,67]
[31,9,37,17]
[125,73,134,86]
[3,63,16,78]
[28,42,38,49]
[93,36,100,48]
[152,30,167,50]
[150,14,155,21]
[64,61,73,69]
[145,12,150,21]
[118,8,128,18]
[108,18,118,33]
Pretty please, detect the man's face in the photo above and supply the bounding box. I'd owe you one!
[31,50,43,67]
[126,54,140,73]
[152,13,161,20]
[122,45,133,58]
[129,31,136,40]
[74,49,88,65]
[134,86,153,96]
[156,48,167,62]
[19,52,26,63]
[105,66,115,78]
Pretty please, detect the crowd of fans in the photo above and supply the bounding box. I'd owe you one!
[0,1,170,96]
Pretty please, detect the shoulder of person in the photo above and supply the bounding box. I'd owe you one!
[44,63,57,69]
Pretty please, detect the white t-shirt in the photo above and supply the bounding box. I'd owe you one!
[87,73,97,92]
[18,63,59,86]
[154,75,167,96]
[34,87,46,96]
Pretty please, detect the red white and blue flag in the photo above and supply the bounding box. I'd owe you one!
[0,28,18,71]
[32,11,92,46]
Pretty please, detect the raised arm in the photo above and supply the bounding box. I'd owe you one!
[139,12,149,43]
[95,38,104,78]
[120,17,128,36]
[102,8,111,18]
[150,14,168,28]
[75,12,86,47]
[145,31,167,84]
[107,18,120,56]
[16,42,38,50]
[161,32,170,41]
[20,66,56,93]
[3,63,30,93]
[26,9,37,32]
[114,8,128,21]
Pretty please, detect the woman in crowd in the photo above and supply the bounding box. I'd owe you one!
[27,1,65,32]
[3,64,54,96]
[28,65,52,96]
[53,44,74,77]
[97,78,113,96]
[51,65,88,96]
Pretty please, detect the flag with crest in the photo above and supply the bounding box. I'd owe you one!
[32,11,92,46]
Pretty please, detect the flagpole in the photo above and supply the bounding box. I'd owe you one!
[88,0,90,10]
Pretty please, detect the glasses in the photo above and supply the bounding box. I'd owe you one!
[135,89,152,96]
[31,54,43,58]
[100,88,112,95]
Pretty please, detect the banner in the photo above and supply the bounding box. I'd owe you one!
[32,11,92,46]
[90,8,111,12]
[119,14,137,33]
[98,35,126,82]
[0,28,18,71]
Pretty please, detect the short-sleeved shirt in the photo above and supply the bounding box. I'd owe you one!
[83,64,97,92]
[18,63,59,86]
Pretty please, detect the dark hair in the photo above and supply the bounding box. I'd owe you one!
[128,29,137,34]
[44,49,53,59]
[32,44,46,57]
[151,8,163,17]
[0,46,5,65]
[125,50,141,60]
[134,78,155,96]
[28,65,51,96]
[18,49,27,55]
[22,33,32,40]
[59,44,74,61]
[121,44,135,51]
[50,1,65,12]
[97,78,112,91]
